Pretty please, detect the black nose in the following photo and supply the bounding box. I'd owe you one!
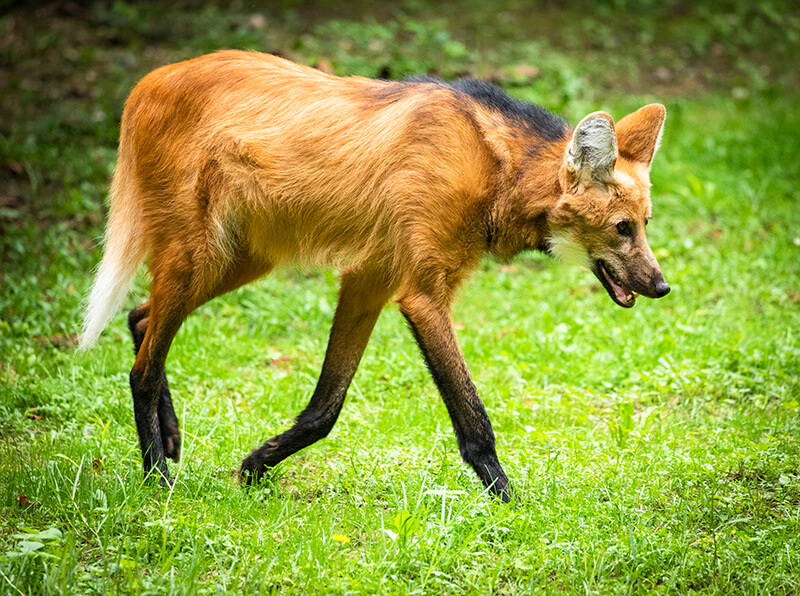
[654,281,671,298]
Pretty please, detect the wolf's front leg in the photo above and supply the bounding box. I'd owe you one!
[399,292,513,502]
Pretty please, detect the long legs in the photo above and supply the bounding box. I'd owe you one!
[128,285,190,482]
[129,257,271,483]
[398,292,513,502]
[129,303,181,462]
[239,268,393,482]
[130,256,511,501]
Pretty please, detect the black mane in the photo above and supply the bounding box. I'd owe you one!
[405,75,569,142]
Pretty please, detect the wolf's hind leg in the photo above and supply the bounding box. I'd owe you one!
[128,255,273,468]
[129,302,181,462]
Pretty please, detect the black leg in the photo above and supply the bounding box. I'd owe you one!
[129,289,192,483]
[129,370,169,483]
[127,258,275,473]
[129,304,181,462]
[399,293,513,502]
[240,270,391,483]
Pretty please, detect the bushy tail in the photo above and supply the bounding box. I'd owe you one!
[78,179,146,351]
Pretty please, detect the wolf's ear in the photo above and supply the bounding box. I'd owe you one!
[565,111,617,185]
[615,103,666,166]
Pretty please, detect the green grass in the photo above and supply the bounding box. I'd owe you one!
[2,2,800,594]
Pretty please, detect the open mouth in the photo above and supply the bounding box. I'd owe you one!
[594,260,639,308]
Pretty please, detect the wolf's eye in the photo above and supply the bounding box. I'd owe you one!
[616,220,631,235]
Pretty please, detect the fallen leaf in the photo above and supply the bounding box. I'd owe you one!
[7,160,24,175]
[248,13,267,29]
[511,64,540,80]
[268,355,292,366]
[314,58,334,75]
[480,67,506,83]
[34,333,78,349]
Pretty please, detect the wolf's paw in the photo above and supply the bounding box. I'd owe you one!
[161,423,181,463]
[143,463,172,487]
[238,455,265,486]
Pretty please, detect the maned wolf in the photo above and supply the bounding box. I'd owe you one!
[80,51,670,502]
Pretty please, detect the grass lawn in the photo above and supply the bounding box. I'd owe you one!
[1,2,799,594]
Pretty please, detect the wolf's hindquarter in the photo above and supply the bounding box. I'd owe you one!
[80,50,670,501]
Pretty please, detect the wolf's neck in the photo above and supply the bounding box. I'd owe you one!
[485,132,568,262]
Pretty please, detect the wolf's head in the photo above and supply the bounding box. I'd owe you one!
[547,104,670,308]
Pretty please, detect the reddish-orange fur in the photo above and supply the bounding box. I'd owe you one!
[81,51,668,499]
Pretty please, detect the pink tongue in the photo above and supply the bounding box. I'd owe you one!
[612,283,629,304]
[603,265,630,303]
